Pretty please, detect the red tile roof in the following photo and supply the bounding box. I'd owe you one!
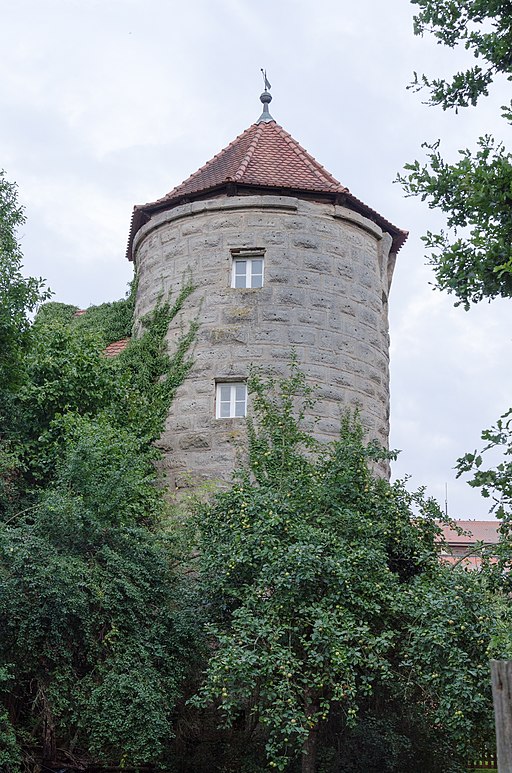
[438,520,501,569]
[158,121,347,202]
[439,520,501,547]
[126,119,408,260]
[103,337,130,357]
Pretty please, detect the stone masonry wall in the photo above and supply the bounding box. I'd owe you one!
[132,195,396,489]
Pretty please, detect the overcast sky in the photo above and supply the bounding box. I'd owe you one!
[2,0,511,519]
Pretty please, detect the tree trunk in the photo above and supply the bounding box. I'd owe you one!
[491,660,512,772]
[302,725,318,773]
[40,687,56,766]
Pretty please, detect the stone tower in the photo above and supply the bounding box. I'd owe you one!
[127,89,407,488]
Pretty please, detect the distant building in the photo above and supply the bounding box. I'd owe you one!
[438,520,501,569]
[126,86,408,489]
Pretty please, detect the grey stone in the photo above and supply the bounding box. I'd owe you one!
[133,194,397,487]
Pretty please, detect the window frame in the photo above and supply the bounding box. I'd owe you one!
[215,381,248,419]
[230,249,265,289]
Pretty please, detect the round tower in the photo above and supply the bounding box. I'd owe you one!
[127,89,407,488]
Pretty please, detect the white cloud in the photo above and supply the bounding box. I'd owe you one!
[1,0,510,517]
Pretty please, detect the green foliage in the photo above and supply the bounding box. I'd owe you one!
[398,570,495,756]
[457,409,512,519]
[56,414,162,525]
[33,301,79,327]
[0,223,199,769]
[456,411,512,649]
[400,2,512,308]
[192,366,496,772]
[0,666,21,772]
[1,282,196,513]
[72,293,135,345]
[398,136,512,307]
[403,3,512,612]
[410,0,512,111]
[0,170,49,401]
[16,324,115,479]
[114,287,198,442]
[35,279,136,346]
[0,490,194,768]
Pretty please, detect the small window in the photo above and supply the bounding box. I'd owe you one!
[216,382,247,419]
[231,254,264,288]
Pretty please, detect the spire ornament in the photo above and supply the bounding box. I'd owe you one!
[256,68,274,124]
[261,68,271,91]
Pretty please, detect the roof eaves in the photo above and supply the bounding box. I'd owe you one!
[127,181,409,261]
[343,190,408,252]
[126,205,151,261]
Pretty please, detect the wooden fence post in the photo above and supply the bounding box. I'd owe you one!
[491,660,512,772]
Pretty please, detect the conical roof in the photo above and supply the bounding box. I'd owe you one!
[156,121,347,202]
[126,117,407,260]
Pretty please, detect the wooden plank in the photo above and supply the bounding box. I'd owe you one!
[491,660,512,772]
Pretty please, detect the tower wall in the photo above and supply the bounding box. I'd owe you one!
[133,194,396,488]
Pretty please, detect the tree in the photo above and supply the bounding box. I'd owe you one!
[401,11,512,763]
[457,409,512,522]
[0,171,49,396]
[191,365,497,773]
[0,170,50,543]
[0,230,200,769]
[398,1,512,308]
[400,1,512,527]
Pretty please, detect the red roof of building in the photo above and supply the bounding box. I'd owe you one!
[103,337,130,357]
[159,121,347,201]
[126,119,408,260]
[439,520,501,547]
[438,520,501,569]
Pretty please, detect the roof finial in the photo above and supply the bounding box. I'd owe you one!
[256,68,274,124]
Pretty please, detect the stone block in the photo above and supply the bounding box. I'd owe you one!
[297,309,326,327]
[292,237,320,250]
[282,217,303,230]
[252,326,288,344]
[178,432,212,450]
[223,305,257,323]
[316,417,344,436]
[261,306,293,323]
[310,349,338,367]
[267,269,292,284]
[276,288,307,306]
[288,328,316,346]
[262,231,286,245]
[303,255,332,273]
[210,214,245,230]
[335,261,354,281]
[308,291,333,310]
[160,232,180,249]
[204,327,249,345]
[188,234,222,251]
[332,369,355,388]
[246,213,289,229]
[180,221,204,236]
[295,273,316,287]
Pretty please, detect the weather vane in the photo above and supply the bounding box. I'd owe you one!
[256,69,274,124]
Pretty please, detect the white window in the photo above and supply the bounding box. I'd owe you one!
[231,255,264,288]
[216,382,247,419]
